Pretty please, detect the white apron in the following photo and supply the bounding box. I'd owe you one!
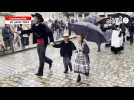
[111,29,123,48]
[73,41,90,75]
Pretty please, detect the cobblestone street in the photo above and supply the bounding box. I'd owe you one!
[0,39,134,87]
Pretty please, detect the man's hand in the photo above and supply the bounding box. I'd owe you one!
[74,50,78,53]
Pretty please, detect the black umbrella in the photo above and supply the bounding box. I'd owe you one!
[108,13,131,19]
[108,13,131,25]
[69,22,106,51]
[97,17,110,24]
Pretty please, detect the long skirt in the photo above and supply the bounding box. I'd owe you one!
[111,46,124,54]
[73,52,90,75]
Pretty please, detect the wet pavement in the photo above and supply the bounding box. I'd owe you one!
[0,39,134,87]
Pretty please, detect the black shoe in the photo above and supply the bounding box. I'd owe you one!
[64,70,68,73]
[130,43,133,45]
[70,68,73,72]
[77,74,81,82]
[35,73,43,76]
[97,49,101,52]
[85,73,89,77]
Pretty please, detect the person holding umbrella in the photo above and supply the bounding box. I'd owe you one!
[21,13,54,76]
[74,34,90,82]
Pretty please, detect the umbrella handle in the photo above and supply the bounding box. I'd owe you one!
[97,43,101,52]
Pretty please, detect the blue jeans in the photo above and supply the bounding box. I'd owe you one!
[63,56,72,72]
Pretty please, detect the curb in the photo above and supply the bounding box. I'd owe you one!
[0,46,37,57]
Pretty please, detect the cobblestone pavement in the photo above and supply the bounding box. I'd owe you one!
[0,39,134,87]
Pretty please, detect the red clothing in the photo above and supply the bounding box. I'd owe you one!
[37,38,44,45]
[32,32,45,45]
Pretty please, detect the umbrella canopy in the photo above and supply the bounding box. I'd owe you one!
[108,13,131,19]
[108,13,131,23]
[97,17,110,24]
[69,22,106,44]
[83,16,97,24]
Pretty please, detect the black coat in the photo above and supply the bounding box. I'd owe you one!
[2,27,13,39]
[128,22,134,33]
[120,23,126,33]
[21,23,54,45]
[53,41,76,57]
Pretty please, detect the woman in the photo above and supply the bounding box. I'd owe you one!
[111,25,124,54]
[74,34,90,82]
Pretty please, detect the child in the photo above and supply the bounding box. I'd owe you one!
[74,34,90,82]
[53,33,76,73]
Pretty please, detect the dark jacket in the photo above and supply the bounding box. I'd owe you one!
[2,27,13,40]
[128,22,134,33]
[82,42,90,55]
[83,42,90,63]
[53,40,76,57]
[21,23,54,45]
[120,23,126,33]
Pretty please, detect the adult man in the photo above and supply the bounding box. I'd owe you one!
[2,24,14,52]
[128,21,134,45]
[120,23,126,43]
[21,13,54,76]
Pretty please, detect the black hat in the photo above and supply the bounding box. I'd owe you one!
[31,13,44,22]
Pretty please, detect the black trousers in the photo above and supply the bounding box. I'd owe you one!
[37,44,53,75]
[20,37,25,48]
[130,32,134,44]
[3,38,14,52]
[63,56,72,72]
[122,32,126,42]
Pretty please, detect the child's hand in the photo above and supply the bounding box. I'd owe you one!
[74,50,78,53]
[50,42,54,46]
